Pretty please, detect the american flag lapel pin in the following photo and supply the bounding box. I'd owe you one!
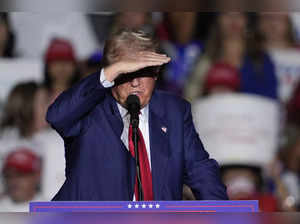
[161,126,167,133]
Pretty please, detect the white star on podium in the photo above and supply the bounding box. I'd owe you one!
[148,204,153,208]
[128,204,132,208]
[135,204,139,208]
[142,204,146,208]
[155,204,160,208]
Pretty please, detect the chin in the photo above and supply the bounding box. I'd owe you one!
[141,98,151,108]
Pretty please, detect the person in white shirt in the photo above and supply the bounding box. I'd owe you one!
[258,12,300,103]
[0,81,65,200]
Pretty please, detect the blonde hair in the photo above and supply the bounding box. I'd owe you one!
[102,28,159,67]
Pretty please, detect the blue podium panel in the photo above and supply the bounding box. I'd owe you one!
[30,200,258,212]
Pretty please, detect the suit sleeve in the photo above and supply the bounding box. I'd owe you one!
[46,72,108,138]
[183,101,229,200]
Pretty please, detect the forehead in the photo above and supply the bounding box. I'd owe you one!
[4,168,32,177]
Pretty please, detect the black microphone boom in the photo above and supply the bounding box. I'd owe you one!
[126,94,140,128]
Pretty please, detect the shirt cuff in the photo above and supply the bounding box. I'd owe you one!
[100,69,114,88]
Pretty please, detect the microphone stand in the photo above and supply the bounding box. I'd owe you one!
[127,94,144,201]
[131,123,144,201]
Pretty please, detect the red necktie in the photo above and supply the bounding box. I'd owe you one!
[128,125,154,201]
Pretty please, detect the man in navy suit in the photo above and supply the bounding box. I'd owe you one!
[46,29,228,201]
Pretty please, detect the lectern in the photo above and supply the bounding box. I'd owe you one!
[30,200,258,212]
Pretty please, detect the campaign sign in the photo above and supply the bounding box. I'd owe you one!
[30,200,258,212]
[192,94,280,167]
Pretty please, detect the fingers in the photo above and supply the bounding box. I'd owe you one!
[136,58,170,70]
[140,58,170,67]
[128,51,169,60]
[117,51,171,75]
[136,51,171,65]
[138,51,170,59]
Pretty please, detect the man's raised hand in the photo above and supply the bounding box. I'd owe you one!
[103,51,171,82]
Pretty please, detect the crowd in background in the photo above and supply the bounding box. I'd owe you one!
[0,12,299,212]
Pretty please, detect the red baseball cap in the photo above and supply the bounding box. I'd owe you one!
[204,62,240,93]
[45,38,76,63]
[2,149,41,174]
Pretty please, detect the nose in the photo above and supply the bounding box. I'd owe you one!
[130,77,140,87]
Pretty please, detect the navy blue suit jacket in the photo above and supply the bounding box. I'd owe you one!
[46,72,228,201]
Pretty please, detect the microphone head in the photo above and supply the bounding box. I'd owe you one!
[126,94,141,114]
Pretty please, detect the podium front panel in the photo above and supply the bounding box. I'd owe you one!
[30,200,258,212]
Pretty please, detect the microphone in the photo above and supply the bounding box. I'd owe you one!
[126,94,140,128]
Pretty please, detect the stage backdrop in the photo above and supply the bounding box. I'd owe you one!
[192,93,280,167]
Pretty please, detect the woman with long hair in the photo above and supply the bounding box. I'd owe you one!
[43,38,80,104]
[184,13,278,102]
[0,81,66,201]
[0,82,45,139]
[0,82,46,194]
[258,12,300,103]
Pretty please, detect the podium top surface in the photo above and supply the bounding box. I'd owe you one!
[30,200,259,212]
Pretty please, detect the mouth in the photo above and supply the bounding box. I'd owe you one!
[129,91,143,96]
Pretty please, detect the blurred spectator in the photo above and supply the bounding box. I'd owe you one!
[157,12,203,95]
[0,82,46,139]
[0,13,15,58]
[43,38,80,103]
[202,62,240,96]
[287,82,300,126]
[277,125,300,209]
[0,82,46,194]
[259,13,298,51]
[33,85,66,200]
[10,13,99,60]
[113,12,153,33]
[80,51,102,78]
[88,12,115,50]
[0,81,65,201]
[0,149,44,212]
[40,38,83,199]
[258,12,300,103]
[221,165,279,212]
[185,12,278,102]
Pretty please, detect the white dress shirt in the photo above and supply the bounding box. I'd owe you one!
[117,103,152,170]
[100,69,152,200]
[99,69,151,165]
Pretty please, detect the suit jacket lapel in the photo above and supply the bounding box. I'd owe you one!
[102,92,136,200]
[103,92,123,138]
[149,92,170,200]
